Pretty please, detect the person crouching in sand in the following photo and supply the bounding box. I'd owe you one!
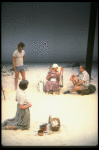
[2,80,32,130]
[63,66,89,94]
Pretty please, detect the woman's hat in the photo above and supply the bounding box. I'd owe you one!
[52,64,59,68]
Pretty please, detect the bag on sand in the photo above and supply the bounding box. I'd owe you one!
[40,123,47,131]
[37,80,44,92]
[77,84,96,95]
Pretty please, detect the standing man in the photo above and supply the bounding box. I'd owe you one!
[13,42,26,90]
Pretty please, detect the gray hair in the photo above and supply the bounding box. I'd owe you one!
[80,66,85,70]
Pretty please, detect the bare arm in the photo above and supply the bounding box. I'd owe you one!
[46,75,52,80]
[46,73,56,80]
[72,74,77,77]
[23,54,26,60]
[57,72,60,83]
[1,84,3,91]
[46,71,53,80]
[13,57,17,71]
[77,80,84,86]
[19,102,32,109]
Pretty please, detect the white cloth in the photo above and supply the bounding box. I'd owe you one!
[51,120,58,127]
[38,81,44,92]
[16,89,28,105]
[13,50,25,66]
[78,70,89,86]
[51,78,56,82]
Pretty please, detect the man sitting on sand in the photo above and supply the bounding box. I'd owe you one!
[63,66,89,94]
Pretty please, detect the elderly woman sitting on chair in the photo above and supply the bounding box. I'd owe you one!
[45,64,60,94]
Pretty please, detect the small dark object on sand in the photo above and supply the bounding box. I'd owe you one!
[63,90,71,94]
[10,68,15,71]
[77,84,96,95]
[38,130,44,136]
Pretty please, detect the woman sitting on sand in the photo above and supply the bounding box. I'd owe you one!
[45,64,60,94]
[2,80,32,130]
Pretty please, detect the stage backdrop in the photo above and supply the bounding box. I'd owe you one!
[1,2,98,63]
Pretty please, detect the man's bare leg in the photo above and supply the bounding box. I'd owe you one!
[20,71,25,80]
[72,85,83,92]
[15,71,19,90]
[64,76,81,94]
[68,76,79,92]
[70,76,79,86]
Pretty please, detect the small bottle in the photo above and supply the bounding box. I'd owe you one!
[47,124,51,135]
[12,71,13,76]
[48,115,51,135]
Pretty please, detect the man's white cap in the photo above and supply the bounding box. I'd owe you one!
[52,63,59,68]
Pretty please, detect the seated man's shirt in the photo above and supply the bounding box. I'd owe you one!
[77,70,89,87]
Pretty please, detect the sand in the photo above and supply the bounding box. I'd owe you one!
[1,63,98,146]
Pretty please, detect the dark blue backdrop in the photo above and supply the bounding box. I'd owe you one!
[1,2,98,63]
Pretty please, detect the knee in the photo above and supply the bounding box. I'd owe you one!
[73,77,78,82]
[70,76,73,81]
[15,73,19,78]
[76,86,82,91]
[15,75,19,79]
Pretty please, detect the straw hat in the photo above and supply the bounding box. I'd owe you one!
[52,64,59,68]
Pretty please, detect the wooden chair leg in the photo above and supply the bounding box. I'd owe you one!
[1,84,6,100]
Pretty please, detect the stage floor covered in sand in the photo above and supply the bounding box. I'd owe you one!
[1,63,98,146]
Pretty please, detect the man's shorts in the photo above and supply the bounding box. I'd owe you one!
[80,85,88,90]
[16,65,25,72]
[77,78,88,90]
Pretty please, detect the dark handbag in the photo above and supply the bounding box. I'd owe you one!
[77,84,96,95]
[40,123,47,131]
[88,84,96,93]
